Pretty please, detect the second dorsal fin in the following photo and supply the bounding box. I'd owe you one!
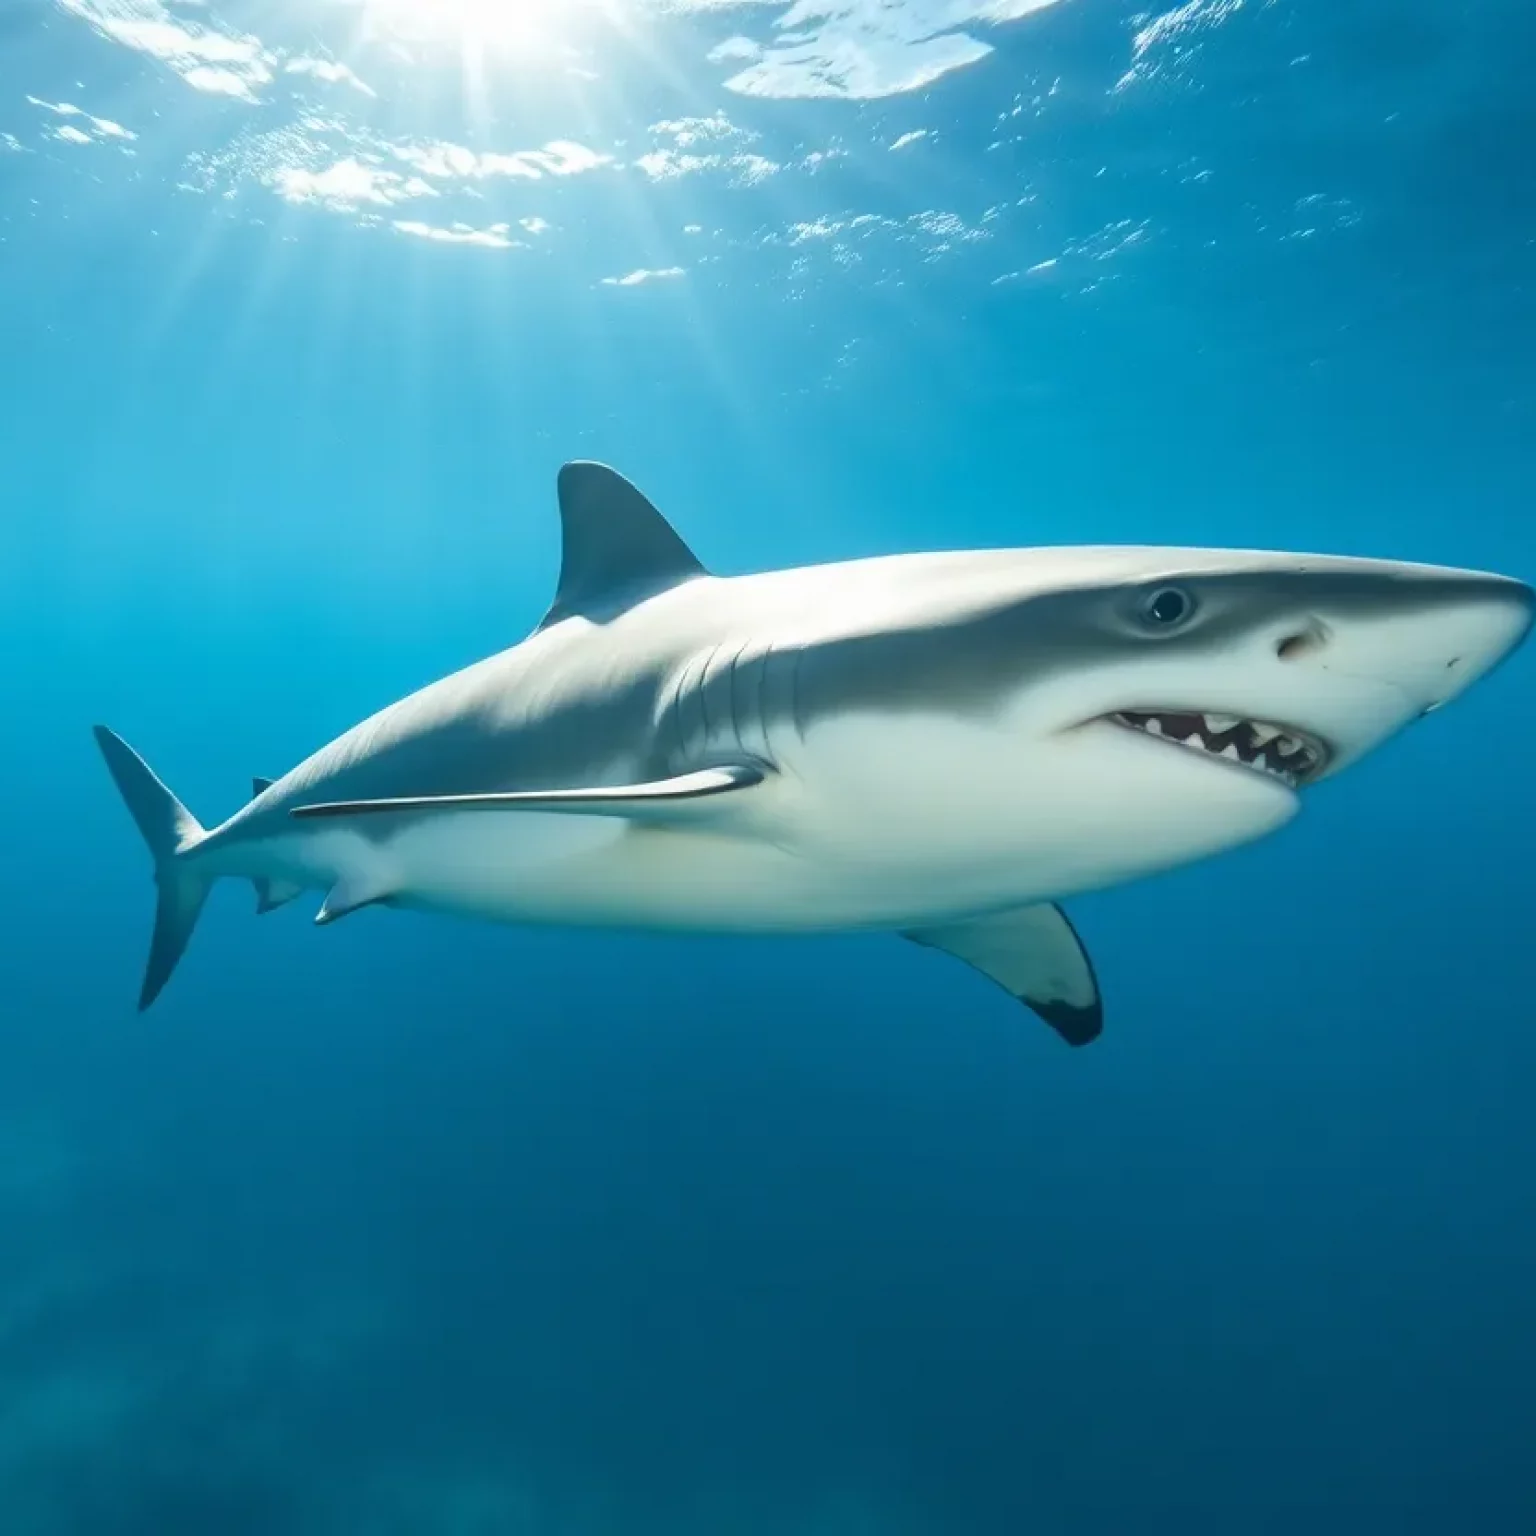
[540,462,707,630]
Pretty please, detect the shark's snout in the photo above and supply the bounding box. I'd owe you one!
[1298,572,1533,715]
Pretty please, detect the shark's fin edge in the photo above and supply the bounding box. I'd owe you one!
[288,763,764,822]
[142,874,212,1011]
[315,873,395,927]
[903,903,1103,1047]
[252,777,277,799]
[93,726,212,1012]
[540,462,707,630]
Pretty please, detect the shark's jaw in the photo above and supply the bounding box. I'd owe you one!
[1101,709,1330,791]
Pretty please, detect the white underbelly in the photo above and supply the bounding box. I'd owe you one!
[221,793,1048,935]
[381,810,1018,932]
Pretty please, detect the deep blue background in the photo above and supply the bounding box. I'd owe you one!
[1,1,1533,1531]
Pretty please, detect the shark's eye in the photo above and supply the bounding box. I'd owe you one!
[1140,586,1195,630]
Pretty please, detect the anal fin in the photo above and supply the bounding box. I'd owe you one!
[254,878,304,916]
[903,903,1103,1047]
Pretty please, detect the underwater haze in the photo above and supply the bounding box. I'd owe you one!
[3,0,1535,1532]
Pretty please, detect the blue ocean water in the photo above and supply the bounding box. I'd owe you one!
[2,0,1534,1530]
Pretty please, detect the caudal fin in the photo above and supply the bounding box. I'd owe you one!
[93,726,212,1011]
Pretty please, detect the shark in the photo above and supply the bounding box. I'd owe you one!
[95,462,1533,1046]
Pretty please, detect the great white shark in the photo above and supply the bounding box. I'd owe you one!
[95,462,1533,1046]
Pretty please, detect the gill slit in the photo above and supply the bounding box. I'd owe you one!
[760,641,785,767]
[668,653,695,767]
[745,641,772,771]
[696,644,716,744]
[790,645,807,744]
[726,640,750,761]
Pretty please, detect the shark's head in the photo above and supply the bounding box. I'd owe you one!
[805,546,1533,899]
[961,547,1534,882]
[1009,547,1529,765]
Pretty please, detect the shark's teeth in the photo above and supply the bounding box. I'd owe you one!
[1107,710,1327,788]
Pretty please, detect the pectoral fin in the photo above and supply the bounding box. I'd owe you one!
[290,763,764,823]
[902,904,1103,1047]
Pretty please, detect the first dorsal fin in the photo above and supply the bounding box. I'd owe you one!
[252,777,276,799]
[540,462,707,630]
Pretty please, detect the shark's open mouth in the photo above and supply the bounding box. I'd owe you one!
[1106,710,1328,789]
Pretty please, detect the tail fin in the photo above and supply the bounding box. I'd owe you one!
[93,726,212,1011]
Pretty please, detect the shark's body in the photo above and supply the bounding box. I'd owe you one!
[97,463,1533,1046]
